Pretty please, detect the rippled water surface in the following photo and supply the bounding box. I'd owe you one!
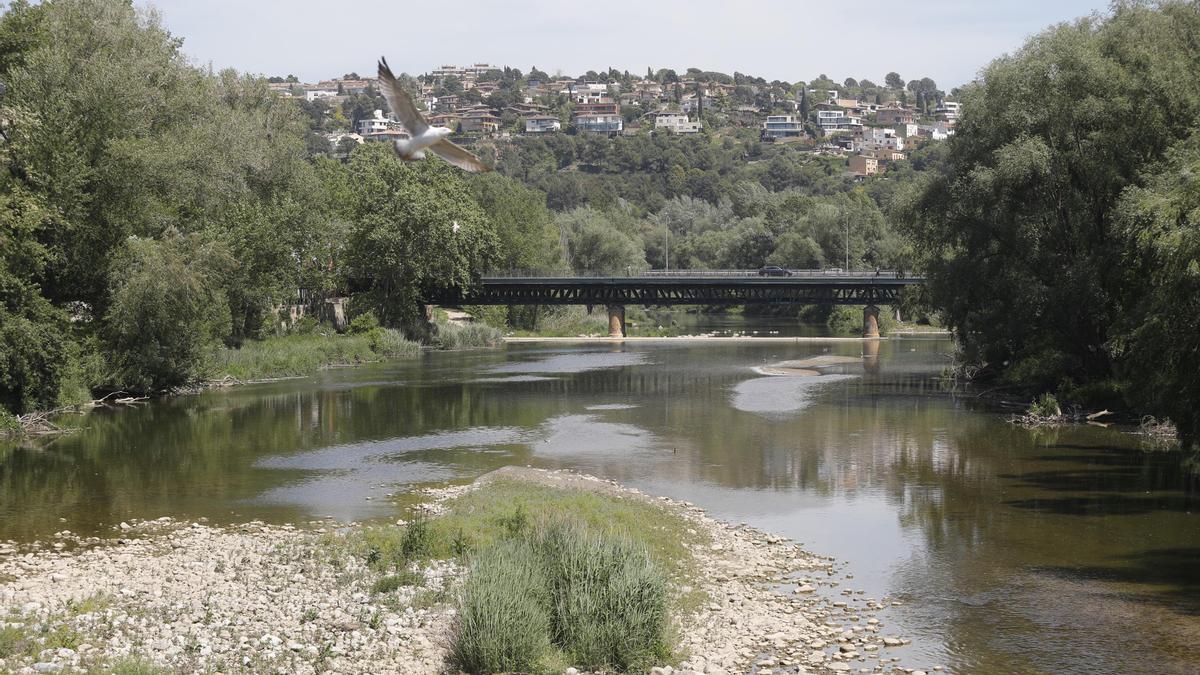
[2,336,1198,673]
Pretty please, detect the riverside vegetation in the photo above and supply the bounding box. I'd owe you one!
[0,0,935,428]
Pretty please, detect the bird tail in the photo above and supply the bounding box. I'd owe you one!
[393,138,415,160]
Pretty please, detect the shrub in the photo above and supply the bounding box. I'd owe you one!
[1029,393,1062,418]
[0,305,68,414]
[348,311,380,335]
[533,519,669,671]
[450,539,553,674]
[368,328,420,358]
[436,321,502,350]
[103,234,232,392]
[450,518,670,673]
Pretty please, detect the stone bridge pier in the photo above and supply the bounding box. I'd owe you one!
[607,305,626,338]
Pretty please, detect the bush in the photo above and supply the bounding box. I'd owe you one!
[1029,393,1062,418]
[368,327,420,358]
[534,519,669,671]
[0,305,67,413]
[348,311,380,335]
[450,539,553,674]
[450,518,669,673]
[436,322,502,350]
[103,235,232,392]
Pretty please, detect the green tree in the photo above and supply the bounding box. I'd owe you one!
[557,207,647,274]
[102,233,233,392]
[469,173,563,272]
[1115,134,1200,446]
[899,1,1200,415]
[342,143,498,329]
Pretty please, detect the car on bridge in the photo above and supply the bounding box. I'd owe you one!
[757,265,792,277]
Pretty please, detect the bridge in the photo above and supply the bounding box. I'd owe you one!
[427,269,924,338]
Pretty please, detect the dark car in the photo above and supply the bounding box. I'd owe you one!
[757,266,792,277]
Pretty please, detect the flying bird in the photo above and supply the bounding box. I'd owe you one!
[377,57,491,173]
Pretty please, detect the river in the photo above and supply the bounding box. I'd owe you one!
[2,335,1197,673]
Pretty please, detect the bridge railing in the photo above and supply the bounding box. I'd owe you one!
[481,268,912,279]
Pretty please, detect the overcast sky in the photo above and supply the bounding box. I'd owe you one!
[142,0,1109,88]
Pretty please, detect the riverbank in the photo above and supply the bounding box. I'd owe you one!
[0,468,929,674]
[504,335,891,343]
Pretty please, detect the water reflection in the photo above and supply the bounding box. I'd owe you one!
[1,337,1198,672]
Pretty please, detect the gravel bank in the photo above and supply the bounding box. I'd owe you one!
[0,468,929,674]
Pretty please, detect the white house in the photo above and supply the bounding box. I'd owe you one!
[357,110,407,136]
[933,100,960,122]
[859,127,904,152]
[305,88,339,102]
[762,115,805,139]
[567,83,610,104]
[524,115,562,133]
[653,112,702,134]
[817,109,864,134]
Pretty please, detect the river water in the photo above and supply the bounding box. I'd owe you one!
[2,335,1198,673]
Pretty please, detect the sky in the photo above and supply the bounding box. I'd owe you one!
[142,0,1110,88]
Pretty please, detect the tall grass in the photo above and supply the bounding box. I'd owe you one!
[436,322,502,350]
[450,539,553,673]
[210,329,418,381]
[450,518,670,673]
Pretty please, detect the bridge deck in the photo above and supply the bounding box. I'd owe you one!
[429,271,924,307]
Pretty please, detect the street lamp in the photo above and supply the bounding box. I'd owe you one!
[844,220,849,272]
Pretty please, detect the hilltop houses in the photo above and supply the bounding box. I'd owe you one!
[274,58,961,174]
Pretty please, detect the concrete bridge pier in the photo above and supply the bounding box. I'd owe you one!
[863,304,881,338]
[607,304,626,338]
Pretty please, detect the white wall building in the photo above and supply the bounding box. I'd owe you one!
[762,115,805,139]
[817,109,864,134]
[357,110,407,136]
[859,127,904,152]
[654,112,702,134]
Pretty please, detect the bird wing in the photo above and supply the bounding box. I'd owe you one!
[430,139,492,173]
[377,57,428,135]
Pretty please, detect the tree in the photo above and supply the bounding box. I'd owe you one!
[469,173,562,272]
[843,77,858,88]
[343,143,497,329]
[102,233,233,392]
[556,207,647,274]
[1116,133,1200,446]
[885,72,903,89]
[899,1,1200,419]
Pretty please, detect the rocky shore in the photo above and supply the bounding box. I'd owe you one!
[0,469,932,674]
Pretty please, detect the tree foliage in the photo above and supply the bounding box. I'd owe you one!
[900,0,1200,443]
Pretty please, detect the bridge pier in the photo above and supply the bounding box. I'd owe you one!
[607,304,626,338]
[863,304,880,338]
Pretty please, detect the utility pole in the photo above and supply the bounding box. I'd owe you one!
[845,220,849,271]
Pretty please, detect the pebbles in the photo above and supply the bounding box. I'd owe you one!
[1,469,931,674]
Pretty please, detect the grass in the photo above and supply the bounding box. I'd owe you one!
[507,306,610,337]
[435,321,503,350]
[450,539,554,673]
[450,518,670,673]
[209,329,418,381]
[328,478,703,672]
[335,478,704,672]
[371,569,424,593]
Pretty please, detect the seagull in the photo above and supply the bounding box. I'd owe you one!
[377,57,491,172]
